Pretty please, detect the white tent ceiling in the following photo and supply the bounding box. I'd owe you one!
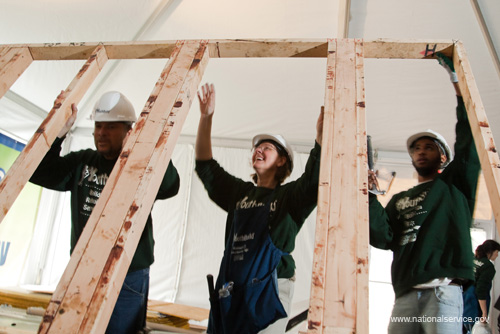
[1,0,499,155]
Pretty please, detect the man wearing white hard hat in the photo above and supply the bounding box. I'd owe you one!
[368,53,481,333]
[31,91,180,334]
[195,83,323,334]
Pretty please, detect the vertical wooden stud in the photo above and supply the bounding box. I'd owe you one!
[308,38,337,334]
[308,39,368,334]
[354,39,369,334]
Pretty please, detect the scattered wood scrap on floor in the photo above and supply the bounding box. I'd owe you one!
[0,289,209,333]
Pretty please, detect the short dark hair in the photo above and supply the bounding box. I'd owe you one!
[251,140,292,185]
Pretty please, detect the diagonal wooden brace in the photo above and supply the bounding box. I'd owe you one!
[454,42,500,230]
[38,40,209,334]
[0,45,108,224]
[0,46,33,98]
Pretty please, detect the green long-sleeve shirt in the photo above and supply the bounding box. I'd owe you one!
[474,257,496,300]
[369,96,480,298]
[195,142,321,279]
[30,137,180,272]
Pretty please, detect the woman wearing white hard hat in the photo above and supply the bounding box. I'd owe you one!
[195,83,323,334]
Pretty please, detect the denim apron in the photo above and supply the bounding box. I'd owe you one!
[207,193,287,334]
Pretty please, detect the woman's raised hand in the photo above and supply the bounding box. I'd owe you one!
[198,83,215,117]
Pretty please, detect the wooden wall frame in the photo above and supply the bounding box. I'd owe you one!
[0,39,498,333]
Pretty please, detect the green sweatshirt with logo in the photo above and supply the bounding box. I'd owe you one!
[474,257,496,300]
[369,96,480,298]
[30,137,180,272]
[195,142,321,279]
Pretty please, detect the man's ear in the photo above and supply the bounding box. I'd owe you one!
[441,154,447,165]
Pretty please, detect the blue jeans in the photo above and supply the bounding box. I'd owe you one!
[106,268,150,334]
[388,285,463,334]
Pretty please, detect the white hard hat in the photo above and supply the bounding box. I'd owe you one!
[91,91,137,123]
[406,129,453,168]
[252,134,294,171]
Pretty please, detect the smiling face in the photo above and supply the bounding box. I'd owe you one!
[410,137,447,178]
[252,142,286,174]
[93,121,131,160]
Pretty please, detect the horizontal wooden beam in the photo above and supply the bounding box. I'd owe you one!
[0,39,456,60]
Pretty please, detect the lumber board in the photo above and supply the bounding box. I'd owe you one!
[38,40,209,334]
[323,38,358,330]
[0,39,458,60]
[37,42,187,334]
[0,289,202,331]
[363,39,454,59]
[454,42,500,228]
[148,301,209,322]
[354,39,369,333]
[82,41,209,333]
[0,46,108,225]
[147,322,204,334]
[0,289,50,310]
[41,41,194,333]
[0,47,33,98]
[308,39,337,334]
[308,39,369,334]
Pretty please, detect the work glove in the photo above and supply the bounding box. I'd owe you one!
[436,52,458,83]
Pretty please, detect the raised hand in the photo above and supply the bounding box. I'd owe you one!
[436,52,458,83]
[198,83,215,117]
[54,90,78,138]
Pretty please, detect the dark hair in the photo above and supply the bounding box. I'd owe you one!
[475,239,500,259]
[251,140,292,185]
